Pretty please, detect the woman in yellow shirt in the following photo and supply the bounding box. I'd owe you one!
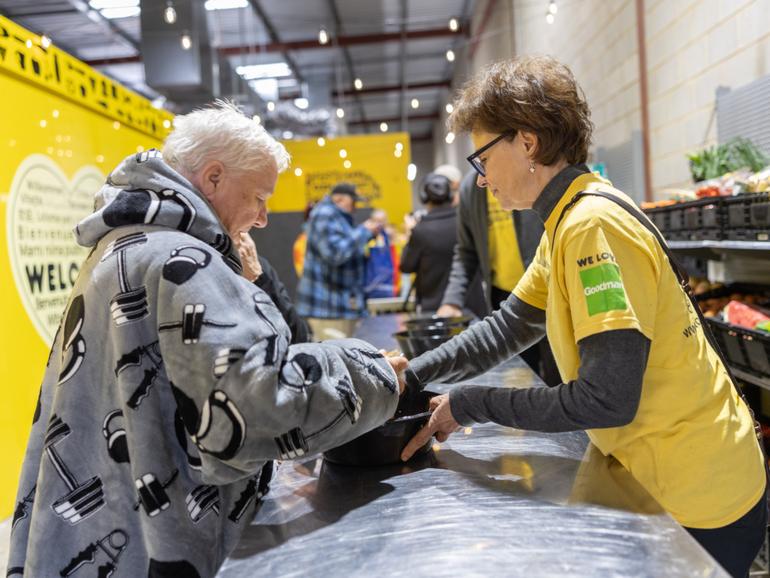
[400,55,767,578]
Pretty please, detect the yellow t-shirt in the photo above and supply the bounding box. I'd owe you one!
[487,189,525,292]
[513,172,765,528]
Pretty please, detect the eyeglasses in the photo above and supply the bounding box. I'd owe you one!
[466,131,515,177]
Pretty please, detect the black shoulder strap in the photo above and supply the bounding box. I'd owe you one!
[553,191,691,283]
[553,190,758,428]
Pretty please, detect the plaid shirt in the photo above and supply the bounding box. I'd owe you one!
[296,197,374,319]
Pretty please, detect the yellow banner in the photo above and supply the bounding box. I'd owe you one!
[0,16,173,140]
[0,17,169,518]
[271,132,413,224]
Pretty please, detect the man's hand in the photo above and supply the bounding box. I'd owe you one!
[381,351,408,394]
[400,394,460,461]
[362,218,383,237]
[235,231,262,282]
[436,303,463,318]
[403,213,418,234]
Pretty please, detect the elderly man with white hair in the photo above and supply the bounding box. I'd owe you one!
[9,102,405,578]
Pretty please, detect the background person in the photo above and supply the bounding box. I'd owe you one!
[400,172,462,312]
[296,182,382,339]
[235,231,312,344]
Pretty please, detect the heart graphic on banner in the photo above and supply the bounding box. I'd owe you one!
[6,154,104,345]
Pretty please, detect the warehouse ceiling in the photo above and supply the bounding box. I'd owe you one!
[0,0,475,141]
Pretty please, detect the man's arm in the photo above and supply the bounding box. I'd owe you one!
[156,241,399,484]
[312,211,373,266]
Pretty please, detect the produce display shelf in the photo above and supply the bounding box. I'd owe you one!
[668,240,770,251]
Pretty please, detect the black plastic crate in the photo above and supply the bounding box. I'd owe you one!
[750,194,770,227]
[642,206,671,234]
[695,285,770,379]
[668,205,686,231]
[679,198,724,238]
[725,228,770,241]
[689,228,723,241]
[667,230,690,241]
[723,193,770,242]
[708,318,770,378]
[725,196,751,228]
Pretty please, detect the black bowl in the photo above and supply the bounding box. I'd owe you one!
[403,326,466,339]
[323,388,435,466]
[394,331,416,358]
[403,315,471,333]
[393,328,457,358]
[393,331,450,359]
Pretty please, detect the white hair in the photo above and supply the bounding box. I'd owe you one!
[162,100,290,177]
[433,164,463,185]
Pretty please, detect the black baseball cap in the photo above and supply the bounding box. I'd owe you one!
[330,182,364,202]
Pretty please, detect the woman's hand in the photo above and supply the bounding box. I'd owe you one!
[235,231,262,282]
[400,394,460,461]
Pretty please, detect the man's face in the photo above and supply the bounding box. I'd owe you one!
[331,193,355,214]
[197,160,278,237]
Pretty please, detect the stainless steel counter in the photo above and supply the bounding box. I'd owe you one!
[218,314,727,577]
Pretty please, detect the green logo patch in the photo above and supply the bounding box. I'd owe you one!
[579,263,627,316]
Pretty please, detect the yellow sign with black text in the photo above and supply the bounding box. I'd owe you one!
[270,133,413,224]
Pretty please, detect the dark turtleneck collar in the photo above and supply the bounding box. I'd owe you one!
[531,163,590,223]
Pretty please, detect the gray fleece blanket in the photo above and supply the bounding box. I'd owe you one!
[8,150,399,578]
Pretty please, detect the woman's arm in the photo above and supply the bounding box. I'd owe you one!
[406,292,546,388]
[449,328,649,430]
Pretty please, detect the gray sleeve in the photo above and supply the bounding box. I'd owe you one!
[157,247,400,485]
[406,293,546,388]
[440,182,481,309]
[448,329,650,431]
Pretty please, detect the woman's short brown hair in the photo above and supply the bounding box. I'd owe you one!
[449,55,593,166]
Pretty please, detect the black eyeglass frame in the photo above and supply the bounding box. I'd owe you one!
[466,131,516,177]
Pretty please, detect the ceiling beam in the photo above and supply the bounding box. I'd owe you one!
[333,79,450,98]
[68,0,140,53]
[398,0,409,132]
[83,54,141,67]
[327,0,368,130]
[245,0,304,84]
[5,8,80,17]
[220,25,463,56]
[82,26,464,67]
[348,112,439,127]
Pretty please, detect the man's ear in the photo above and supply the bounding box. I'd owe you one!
[197,160,224,201]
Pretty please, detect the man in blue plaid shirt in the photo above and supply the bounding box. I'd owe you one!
[297,183,382,339]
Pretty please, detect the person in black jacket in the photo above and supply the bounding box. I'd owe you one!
[400,173,463,312]
[235,231,313,343]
